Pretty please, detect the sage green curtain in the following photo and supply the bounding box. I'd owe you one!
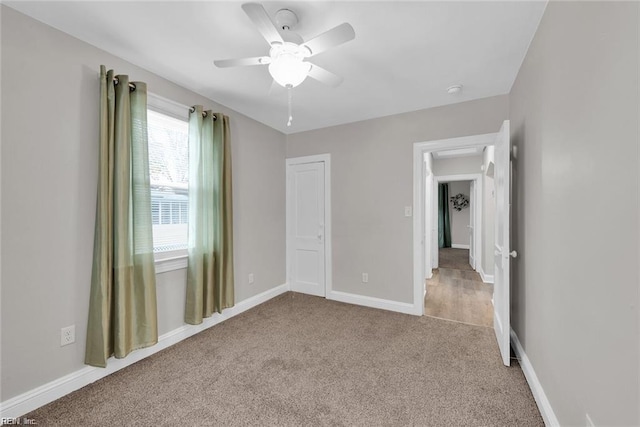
[438,183,452,249]
[85,66,158,368]
[185,106,234,324]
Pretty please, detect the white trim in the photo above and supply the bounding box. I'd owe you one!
[510,329,560,427]
[413,146,427,315]
[478,266,494,284]
[154,254,188,274]
[0,283,290,419]
[435,173,483,183]
[451,244,470,250]
[147,92,190,120]
[327,290,421,316]
[413,133,496,317]
[285,154,332,297]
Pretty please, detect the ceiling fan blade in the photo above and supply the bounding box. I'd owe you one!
[308,63,344,87]
[241,3,284,46]
[301,23,355,57]
[214,56,271,68]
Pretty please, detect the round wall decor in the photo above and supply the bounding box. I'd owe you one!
[450,193,469,211]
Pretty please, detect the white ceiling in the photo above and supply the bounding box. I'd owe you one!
[6,1,547,134]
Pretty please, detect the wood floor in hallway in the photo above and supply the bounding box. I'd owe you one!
[424,248,494,327]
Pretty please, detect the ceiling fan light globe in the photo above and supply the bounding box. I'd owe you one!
[268,54,310,87]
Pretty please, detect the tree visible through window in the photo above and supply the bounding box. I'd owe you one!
[147,109,189,253]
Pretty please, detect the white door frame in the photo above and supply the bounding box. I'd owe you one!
[412,133,496,316]
[286,154,332,296]
[432,173,482,272]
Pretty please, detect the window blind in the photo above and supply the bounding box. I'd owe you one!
[147,109,189,253]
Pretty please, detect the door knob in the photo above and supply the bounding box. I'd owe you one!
[510,250,518,258]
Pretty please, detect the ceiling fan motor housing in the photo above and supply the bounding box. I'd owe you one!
[275,9,298,30]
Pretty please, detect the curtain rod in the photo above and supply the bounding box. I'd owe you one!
[111,78,215,120]
[189,107,217,121]
[113,77,136,91]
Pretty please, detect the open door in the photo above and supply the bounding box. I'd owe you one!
[424,158,434,281]
[493,120,512,366]
[432,180,439,269]
[468,180,476,269]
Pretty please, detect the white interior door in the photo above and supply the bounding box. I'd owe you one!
[432,180,439,269]
[424,162,433,279]
[493,120,512,366]
[288,161,326,297]
[469,180,476,269]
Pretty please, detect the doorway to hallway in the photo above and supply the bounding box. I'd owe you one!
[414,121,513,365]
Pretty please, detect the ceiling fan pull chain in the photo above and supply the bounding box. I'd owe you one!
[287,85,293,127]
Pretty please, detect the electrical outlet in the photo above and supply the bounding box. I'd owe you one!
[362,273,369,283]
[61,325,75,346]
[248,273,254,284]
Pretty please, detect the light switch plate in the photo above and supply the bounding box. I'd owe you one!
[404,206,412,217]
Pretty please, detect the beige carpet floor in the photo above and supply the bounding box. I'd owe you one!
[26,293,542,426]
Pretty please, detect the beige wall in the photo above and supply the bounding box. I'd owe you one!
[0,6,286,401]
[509,2,639,425]
[287,96,508,303]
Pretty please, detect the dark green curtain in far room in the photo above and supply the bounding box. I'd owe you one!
[185,105,235,325]
[438,183,452,249]
[85,66,158,368]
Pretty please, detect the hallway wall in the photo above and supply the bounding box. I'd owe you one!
[509,2,639,425]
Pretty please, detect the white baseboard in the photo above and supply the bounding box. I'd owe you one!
[478,266,494,284]
[0,283,290,419]
[327,290,421,316]
[510,329,559,427]
[451,244,470,249]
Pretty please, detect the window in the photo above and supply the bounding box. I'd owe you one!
[147,108,189,254]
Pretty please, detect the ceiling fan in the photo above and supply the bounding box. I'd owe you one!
[214,3,355,89]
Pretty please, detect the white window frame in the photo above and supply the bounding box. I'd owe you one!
[147,92,190,273]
